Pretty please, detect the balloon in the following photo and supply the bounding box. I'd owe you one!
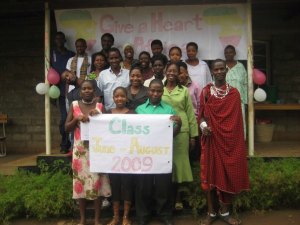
[254,88,267,102]
[253,68,266,85]
[48,85,60,99]
[35,82,49,95]
[47,68,60,85]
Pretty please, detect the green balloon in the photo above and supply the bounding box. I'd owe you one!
[48,85,60,99]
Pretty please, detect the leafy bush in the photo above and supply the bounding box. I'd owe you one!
[0,160,75,224]
[1,158,299,223]
[183,158,300,216]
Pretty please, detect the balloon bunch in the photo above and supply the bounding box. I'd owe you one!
[253,68,267,102]
[35,67,61,99]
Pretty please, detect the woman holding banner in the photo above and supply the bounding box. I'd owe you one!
[65,80,111,225]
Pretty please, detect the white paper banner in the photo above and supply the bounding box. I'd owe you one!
[89,114,173,174]
[55,4,248,59]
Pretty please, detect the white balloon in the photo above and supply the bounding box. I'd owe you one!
[35,83,49,95]
[254,88,267,102]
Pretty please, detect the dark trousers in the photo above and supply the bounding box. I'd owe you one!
[110,174,133,201]
[135,173,173,221]
[58,96,70,151]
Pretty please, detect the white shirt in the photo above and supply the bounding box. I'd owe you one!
[186,60,212,89]
[144,76,166,87]
[97,67,130,111]
[66,56,92,92]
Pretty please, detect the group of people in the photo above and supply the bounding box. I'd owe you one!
[50,31,249,225]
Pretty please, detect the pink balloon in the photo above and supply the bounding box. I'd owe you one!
[47,68,60,85]
[253,68,266,85]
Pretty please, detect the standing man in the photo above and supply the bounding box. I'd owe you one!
[97,47,129,111]
[93,33,115,59]
[135,79,182,225]
[198,59,249,225]
[50,31,75,154]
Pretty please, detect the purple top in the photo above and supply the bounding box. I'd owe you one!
[186,78,201,118]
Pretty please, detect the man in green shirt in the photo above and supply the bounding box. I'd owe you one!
[135,79,181,225]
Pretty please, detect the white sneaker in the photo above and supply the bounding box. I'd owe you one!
[102,198,111,208]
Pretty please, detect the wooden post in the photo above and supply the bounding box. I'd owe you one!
[247,0,254,156]
[45,2,51,155]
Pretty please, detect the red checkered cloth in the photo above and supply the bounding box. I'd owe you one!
[198,84,250,195]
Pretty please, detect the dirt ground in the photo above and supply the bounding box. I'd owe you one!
[10,209,300,225]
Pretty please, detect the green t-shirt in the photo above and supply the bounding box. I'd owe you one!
[135,99,176,115]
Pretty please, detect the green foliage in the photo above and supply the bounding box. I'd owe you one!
[0,160,75,224]
[0,158,299,223]
[183,158,300,216]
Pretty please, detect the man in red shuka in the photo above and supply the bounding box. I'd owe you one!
[198,59,249,225]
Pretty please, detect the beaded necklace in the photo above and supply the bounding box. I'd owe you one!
[81,99,94,105]
[210,83,231,99]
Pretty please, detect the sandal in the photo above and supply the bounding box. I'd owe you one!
[218,211,241,225]
[199,212,217,225]
[175,202,183,210]
[122,216,131,225]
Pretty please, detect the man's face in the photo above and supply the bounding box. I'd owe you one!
[151,44,163,56]
[148,83,163,105]
[54,34,66,48]
[108,51,121,69]
[101,35,114,51]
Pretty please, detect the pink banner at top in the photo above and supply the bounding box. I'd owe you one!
[55,4,248,60]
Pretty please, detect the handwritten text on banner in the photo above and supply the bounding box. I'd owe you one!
[89,114,173,174]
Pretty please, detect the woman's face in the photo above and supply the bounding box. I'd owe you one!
[139,53,150,69]
[186,45,198,60]
[94,55,107,70]
[130,68,143,87]
[124,46,134,59]
[113,89,127,108]
[81,81,94,101]
[178,67,189,85]
[224,47,236,61]
[166,64,179,83]
[169,48,182,63]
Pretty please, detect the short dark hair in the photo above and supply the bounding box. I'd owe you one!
[113,86,127,96]
[186,42,198,51]
[55,31,66,39]
[151,54,168,66]
[81,79,96,90]
[130,65,142,74]
[101,33,114,42]
[224,45,236,52]
[177,61,188,70]
[108,47,121,57]
[151,39,163,47]
[169,46,182,56]
[139,51,151,59]
[211,58,226,69]
[149,78,164,88]
[75,38,87,46]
